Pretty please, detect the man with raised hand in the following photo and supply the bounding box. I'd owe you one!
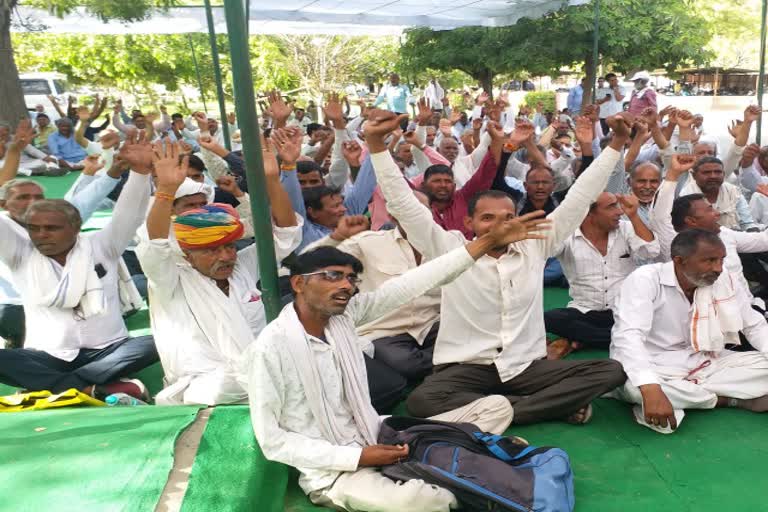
[137,139,302,406]
[366,108,628,428]
[247,210,549,512]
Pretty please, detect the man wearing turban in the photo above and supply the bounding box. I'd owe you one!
[136,141,302,405]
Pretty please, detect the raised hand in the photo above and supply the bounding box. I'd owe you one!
[607,114,632,141]
[486,210,551,246]
[744,104,761,124]
[215,175,244,197]
[192,111,208,131]
[727,120,742,139]
[331,214,370,241]
[485,120,505,142]
[668,153,696,181]
[403,130,421,147]
[438,118,453,137]
[475,90,489,106]
[152,140,188,189]
[471,117,483,131]
[415,97,432,126]
[267,90,293,126]
[640,107,658,127]
[633,118,650,141]
[449,109,462,125]
[342,140,363,167]
[322,92,346,128]
[226,111,236,125]
[574,116,594,146]
[740,143,761,167]
[509,119,534,146]
[676,110,694,129]
[617,193,640,218]
[364,109,409,140]
[271,127,302,166]
[658,105,675,122]
[119,130,154,174]
[10,119,35,152]
[82,155,104,176]
[198,134,219,152]
[262,134,281,179]
[77,106,91,123]
[582,104,599,123]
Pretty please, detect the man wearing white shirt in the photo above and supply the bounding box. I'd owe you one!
[596,73,626,134]
[367,109,629,427]
[137,141,301,406]
[544,192,659,359]
[610,229,768,433]
[0,145,156,400]
[424,79,445,111]
[246,213,548,511]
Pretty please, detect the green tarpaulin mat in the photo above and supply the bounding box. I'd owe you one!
[0,405,201,512]
[181,406,291,512]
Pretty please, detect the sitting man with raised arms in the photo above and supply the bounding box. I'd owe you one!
[246,208,549,512]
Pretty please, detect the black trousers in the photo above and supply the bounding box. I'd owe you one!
[0,336,158,392]
[0,304,25,349]
[364,354,407,414]
[407,358,626,425]
[544,308,615,349]
[372,323,439,381]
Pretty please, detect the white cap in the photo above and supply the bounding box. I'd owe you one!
[174,178,214,203]
[630,71,651,81]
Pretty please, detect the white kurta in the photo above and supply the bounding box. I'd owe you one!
[610,262,768,429]
[136,218,302,405]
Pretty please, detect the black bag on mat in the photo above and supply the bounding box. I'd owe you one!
[378,416,574,512]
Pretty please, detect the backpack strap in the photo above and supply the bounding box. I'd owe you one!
[473,432,536,462]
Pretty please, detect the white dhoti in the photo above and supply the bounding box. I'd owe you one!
[310,467,458,512]
[614,351,768,432]
[154,373,247,406]
[427,395,514,435]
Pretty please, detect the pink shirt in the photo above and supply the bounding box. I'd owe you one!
[628,88,657,116]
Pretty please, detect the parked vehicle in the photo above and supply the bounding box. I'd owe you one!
[20,72,72,120]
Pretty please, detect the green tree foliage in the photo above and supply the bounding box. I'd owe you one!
[401,0,713,102]
[2,0,174,125]
[696,0,761,69]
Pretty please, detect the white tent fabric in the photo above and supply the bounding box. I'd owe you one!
[13,1,586,36]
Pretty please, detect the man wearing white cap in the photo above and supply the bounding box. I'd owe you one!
[628,71,657,116]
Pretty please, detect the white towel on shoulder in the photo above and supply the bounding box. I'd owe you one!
[690,272,743,353]
[25,237,106,318]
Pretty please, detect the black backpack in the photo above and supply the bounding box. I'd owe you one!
[378,416,574,512]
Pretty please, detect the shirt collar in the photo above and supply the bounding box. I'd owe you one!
[659,262,679,287]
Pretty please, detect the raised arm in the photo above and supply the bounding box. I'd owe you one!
[348,211,550,326]
[0,120,34,186]
[648,154,697,261]
[342,154,378,215]
[543,115,629,253]
[365,109,463,259]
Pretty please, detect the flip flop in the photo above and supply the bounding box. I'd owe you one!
[566,403,593,425]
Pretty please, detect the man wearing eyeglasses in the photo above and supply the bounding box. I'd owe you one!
[245,210,550,512]
[137,140,302,405]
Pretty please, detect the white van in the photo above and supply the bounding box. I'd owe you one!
[20,72,72,120]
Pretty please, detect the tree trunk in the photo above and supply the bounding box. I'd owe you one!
[476,68,494,99]
[0,3,27,129]
[582,51,597,111]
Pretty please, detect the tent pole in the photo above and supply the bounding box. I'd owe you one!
[245,0,251,37]
[758,0,767,145]
[223,0,282,321]
[204,0,232,150]
[591,0,600,103]
[187,34,209,113]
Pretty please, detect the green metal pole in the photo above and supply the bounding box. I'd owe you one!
[187,34,209,113]
[223,0,282,321]
[245,0,250,37]
[757,0,767,145]
[591,0,600,103]
[204,0,232,150]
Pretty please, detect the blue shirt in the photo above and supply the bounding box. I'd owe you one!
[375,83,411,113]
[47,132,87,162]
[567,85,584,115]
[282,155,379,251]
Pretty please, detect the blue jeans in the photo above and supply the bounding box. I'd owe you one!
[0,336,158,392]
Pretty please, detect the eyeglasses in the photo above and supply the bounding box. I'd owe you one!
[302,270,361,287]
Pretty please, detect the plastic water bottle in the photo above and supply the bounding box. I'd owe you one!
[105,393,147,406]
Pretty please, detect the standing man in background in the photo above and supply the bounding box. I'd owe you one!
[374,74,412,129]
[597,73,626,134]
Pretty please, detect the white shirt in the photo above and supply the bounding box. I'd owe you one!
[424,81,445,110]
[0,173,150,360]
[651,179,768,299]
[371,146,622,382]
[136,221,302,399]
[610,263,768,388]
[553,221,659,313]
[247,245,475,494]
[597,86,626,118]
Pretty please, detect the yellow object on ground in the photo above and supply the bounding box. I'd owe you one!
[0,388,105,412]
